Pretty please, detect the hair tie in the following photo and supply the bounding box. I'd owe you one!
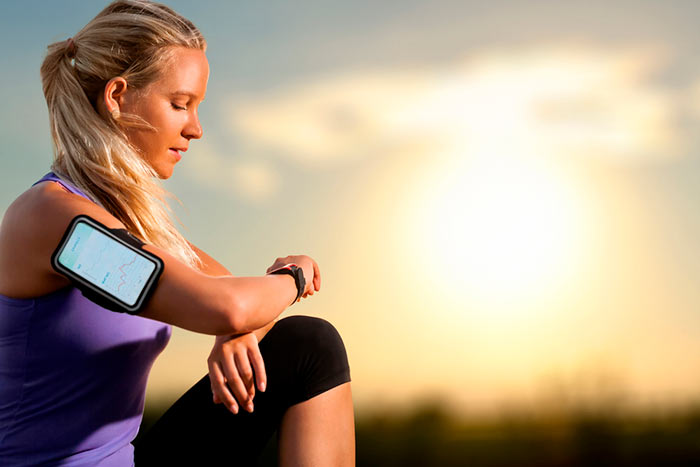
[65,37,77,59]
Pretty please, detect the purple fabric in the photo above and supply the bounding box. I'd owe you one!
[31,171,93,199]
[0,172,172,466]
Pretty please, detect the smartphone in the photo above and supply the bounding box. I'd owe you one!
[51,215,163,314]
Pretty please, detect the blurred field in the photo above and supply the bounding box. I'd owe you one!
[137,397,700,466]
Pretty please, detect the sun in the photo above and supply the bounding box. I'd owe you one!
[410,154,583,309]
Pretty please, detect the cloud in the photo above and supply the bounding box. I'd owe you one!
[226,44,685,166]
[181,142,279,203]
[689,79,700,121]
[227,71,432,165]
[188,44,685,199]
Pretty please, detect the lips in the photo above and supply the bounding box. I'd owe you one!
[169,148,183,161]
[168,148,182,161]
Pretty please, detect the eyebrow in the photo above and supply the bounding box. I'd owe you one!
[170,90,205,101]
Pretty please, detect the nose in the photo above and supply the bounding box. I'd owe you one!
[183,109,203,140]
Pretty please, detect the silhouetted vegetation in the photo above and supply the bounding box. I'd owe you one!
[137,399,700,466]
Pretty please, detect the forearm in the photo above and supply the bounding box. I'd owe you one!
[224,274,297,333]
[185,241,295,333]
[252,318,277,342]
[216,316,276,344]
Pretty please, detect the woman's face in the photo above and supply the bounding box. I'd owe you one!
[118,47,209,179]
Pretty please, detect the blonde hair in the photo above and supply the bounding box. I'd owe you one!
[40,0,205,270]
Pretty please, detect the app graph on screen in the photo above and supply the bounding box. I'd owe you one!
[57,222,156,306]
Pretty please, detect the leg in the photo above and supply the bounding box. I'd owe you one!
[278,381,355,467]
[134,315,352,466]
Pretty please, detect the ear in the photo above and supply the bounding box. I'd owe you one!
[98,77,129,119]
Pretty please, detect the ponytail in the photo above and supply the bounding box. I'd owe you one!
[39,0,206,270]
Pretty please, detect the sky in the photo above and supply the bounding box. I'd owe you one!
[2,0,700,417]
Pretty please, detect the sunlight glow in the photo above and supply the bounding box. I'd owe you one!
[413,155,582,308]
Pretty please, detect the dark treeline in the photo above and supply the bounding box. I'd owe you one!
[138,399,700,466]
[352,400,700,467]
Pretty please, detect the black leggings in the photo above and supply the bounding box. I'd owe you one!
[133,315,351,466]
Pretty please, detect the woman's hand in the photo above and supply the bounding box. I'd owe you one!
[265,255,321,300]
[207,332,266,414]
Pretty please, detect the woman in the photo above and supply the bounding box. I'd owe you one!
[0,1,354,465]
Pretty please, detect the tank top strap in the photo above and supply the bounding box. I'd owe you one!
[32,171,93,202]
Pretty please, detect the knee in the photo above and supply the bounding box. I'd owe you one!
[275,315,348,363]
[273,315,351,398]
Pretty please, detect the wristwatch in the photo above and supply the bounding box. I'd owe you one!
[267,263,306,306]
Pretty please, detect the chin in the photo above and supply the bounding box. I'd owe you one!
[154,165,174,180]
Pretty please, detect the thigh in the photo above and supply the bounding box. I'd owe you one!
[133,315,351,466]
[134,372,280,466]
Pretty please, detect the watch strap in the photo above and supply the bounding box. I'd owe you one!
[268,263,306,306]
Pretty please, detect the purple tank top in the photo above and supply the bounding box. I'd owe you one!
[0,172,171,466]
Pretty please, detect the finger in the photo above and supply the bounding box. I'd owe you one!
[248,345,267,393]
[267,258,284,273]
[209,360,238,414]
[235,352,256,407]
[207,360,229,406]
[222,353,250,411]
[312,260,321,291]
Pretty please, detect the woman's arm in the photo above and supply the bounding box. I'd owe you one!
[186,240,277,341]
[140,245,294,334]
[12,187,297,335]
[189,241,275,414]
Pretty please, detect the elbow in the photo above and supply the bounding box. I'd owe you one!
[221,293,248,335]
[206,276,249,335]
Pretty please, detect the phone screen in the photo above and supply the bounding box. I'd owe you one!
[56,220,157,307]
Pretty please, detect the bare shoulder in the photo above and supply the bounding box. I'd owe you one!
[0,181,125,298]
[0,181,244,335]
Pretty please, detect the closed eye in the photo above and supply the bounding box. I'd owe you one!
[171,103,187,111]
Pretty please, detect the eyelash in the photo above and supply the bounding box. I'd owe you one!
[171,103,187,111]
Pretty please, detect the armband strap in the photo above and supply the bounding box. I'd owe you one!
[111,228,146,248]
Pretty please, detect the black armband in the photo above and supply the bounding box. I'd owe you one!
[51,215,164,315]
